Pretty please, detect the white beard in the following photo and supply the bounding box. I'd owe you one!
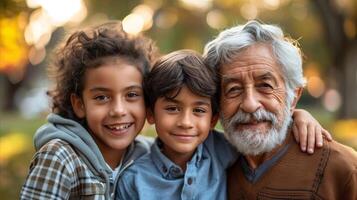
[220,107,292,155]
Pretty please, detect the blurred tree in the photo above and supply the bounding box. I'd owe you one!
[0,0,27,17]
[0,0,29,111]
[312,0,357,119]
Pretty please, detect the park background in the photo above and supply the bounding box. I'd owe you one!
[1,0,356,198]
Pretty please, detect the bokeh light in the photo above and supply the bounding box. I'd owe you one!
[28,46,46,65]
[240,3,258,20]
[133,4,154,31]
[307,76,325,98]
[323,89,342,112]
[123,13,145,35]
[26,0,86,26]
[262,0,281,10]
[0,133,29,164]
[179,0,212,11]
[206,9,227,29]
[24,0,87,47]
[0,16,28,72]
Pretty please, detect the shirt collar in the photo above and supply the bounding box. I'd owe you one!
[151,138,204,179]
[239,139,291,184]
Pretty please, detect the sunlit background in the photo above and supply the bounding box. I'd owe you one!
[1,0,356,198]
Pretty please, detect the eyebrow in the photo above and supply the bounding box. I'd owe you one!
[89,85,142,92]
[221,77,242,85]
[163,97,211,106]
[89,87,110,92]
[255,72,278,85]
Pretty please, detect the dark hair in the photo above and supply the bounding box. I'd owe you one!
[47,21,157,121]
[144,49,219,115]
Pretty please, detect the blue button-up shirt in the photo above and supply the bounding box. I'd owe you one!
[116,130,238,200]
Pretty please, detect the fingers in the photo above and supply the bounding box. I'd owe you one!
[297,123,308,152]
[306,124,315,154]
[322,128,333,141]
[315,126,323,148]
[292,124,300,144]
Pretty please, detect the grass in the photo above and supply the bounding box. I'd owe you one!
[0,113,45,199]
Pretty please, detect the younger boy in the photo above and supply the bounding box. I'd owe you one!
[20,21,157,199]
[116,50,330,199]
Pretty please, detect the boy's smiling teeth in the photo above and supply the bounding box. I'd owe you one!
[106,123,132,130]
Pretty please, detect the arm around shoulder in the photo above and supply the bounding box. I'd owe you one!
[207,130,238,168]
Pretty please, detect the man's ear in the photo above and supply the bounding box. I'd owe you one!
[210,114,219,129]
[290,87,303,111]
[146,109,155,124]
[71,93,85,118]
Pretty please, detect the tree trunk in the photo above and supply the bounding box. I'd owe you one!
[311,0,357,119]
[340,43,357,118]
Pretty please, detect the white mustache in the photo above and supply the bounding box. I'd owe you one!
[223,108,279,127]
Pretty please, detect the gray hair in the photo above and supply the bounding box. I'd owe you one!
[203,20,305,103]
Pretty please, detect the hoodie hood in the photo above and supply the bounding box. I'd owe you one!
[34,113,112,175]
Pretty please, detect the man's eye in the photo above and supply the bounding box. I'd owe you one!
[225,86,243,97]
[256,83,274,93]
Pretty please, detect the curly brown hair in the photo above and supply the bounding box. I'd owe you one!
[47,21,157,121]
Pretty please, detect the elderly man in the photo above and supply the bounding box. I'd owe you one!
[204,20,357,199]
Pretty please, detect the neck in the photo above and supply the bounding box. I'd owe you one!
[244,133,290,170]
[162,146,195,172]
[101,148,125,169]
[91,134,126,169]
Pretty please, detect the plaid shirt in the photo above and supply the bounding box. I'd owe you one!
[20,139,108,200]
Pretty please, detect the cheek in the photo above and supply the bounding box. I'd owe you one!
[131,100,146,122]
[264,90,287,119]
[200,117,213,132]
[84,106,107,130]
[220,96,239,118]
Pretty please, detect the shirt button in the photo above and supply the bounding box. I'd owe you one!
[187,177,193,185]
[172,167,180,174]
[162,166,168,173]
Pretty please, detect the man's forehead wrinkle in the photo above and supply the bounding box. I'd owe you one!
[221,65,276,78]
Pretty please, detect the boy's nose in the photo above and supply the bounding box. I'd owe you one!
[240,87,262,113]
[177,110,193,129]
[109,98,127,117]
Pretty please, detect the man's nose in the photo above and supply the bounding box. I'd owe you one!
[240,87,261,113]
[109,98,127,117]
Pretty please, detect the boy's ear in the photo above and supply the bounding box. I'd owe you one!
[146,109,155,124]
[290,87,303,111]
[210,114,219,129]
[71,93,85,118]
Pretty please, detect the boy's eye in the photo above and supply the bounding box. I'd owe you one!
[94,95,110,102]
[193,107,207,113]
[127,91,140,98]
[165,106,180,112]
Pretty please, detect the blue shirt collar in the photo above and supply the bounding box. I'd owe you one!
[150,138,204,179]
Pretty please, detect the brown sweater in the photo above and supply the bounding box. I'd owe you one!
[227,135,357,200]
